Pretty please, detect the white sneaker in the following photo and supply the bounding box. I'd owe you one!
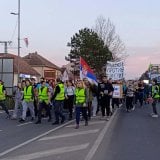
[106,116,110,121]
[131,106,135,111]
[152,114,158,118]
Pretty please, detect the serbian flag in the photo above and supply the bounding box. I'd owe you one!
[80,57,97,85]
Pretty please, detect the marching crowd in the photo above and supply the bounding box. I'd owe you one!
[0,76,160,129]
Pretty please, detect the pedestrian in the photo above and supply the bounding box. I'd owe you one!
[11,82,23,119]
[51,78,65,125]
[150,79,159,118]
[35,81,52,124]
[30,78,38,117]
[75,80,88,129]
[0,80,10,118]
[65,80,75,120]
[125,81,134,112]
[19,79,35,122]
[83,79,93,120]
[137,80,144,107]
[91,84,98,117]
[98,76,114,121]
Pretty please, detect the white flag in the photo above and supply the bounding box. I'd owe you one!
[62,69,69,82]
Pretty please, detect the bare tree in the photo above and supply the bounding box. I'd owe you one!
[94,16,128,61]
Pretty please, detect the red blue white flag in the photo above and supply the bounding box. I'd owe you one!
[80,57,97,85]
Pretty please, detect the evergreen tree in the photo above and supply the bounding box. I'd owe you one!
[66,28,112,75]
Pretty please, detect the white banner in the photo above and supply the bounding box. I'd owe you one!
[106,61,124,80]
[62,69,69,82]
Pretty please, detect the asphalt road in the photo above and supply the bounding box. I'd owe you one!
[92,103,160,160]
[0,103,160,160]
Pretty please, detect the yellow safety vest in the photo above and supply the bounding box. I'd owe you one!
[55,83,65,100]
[0,84,5,101]
[75,88,86,104]
[38,86,49,104]
[24,86,33,102]
[152,85,160,99]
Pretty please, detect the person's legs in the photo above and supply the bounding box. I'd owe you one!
[21,100,28,120]
[126,97,130,111]
[75,105,81,128]
[53,100,60,123]
[139,92,144,107]
[36,102,44,122]
[28,101,35,119]
[59,101,65,123]
[92,97,98,116]
[106,96,111,117]
[12,100,20,118]
[82,107,88,126]
[152,99,158,115]
[101,99,106,117]
[0,100,9,115]
[87,101,92,120]
[68,96,74,119]
[44,102,52,121]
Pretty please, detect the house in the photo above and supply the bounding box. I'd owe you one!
[0,53,40,94]
[23,52,61,81]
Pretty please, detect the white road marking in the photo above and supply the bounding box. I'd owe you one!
[0,130,2,132]
[17,122,33,127]
[1,143,89,160]
[66,121,105,128]
[0,120,74,157]
[39,129,99,141]
[84,109,118,160]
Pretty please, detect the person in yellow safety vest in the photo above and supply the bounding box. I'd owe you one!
[150,79,160,118]
[19,79,35,122]
[51,78,65,125]
[74,80,88,129]
[0,80,10,118]
[35,81,52,124]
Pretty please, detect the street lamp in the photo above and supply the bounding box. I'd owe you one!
[11,0,20,83]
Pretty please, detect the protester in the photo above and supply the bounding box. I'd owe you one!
[51,78,65,125]
[150,79,160,118]
[12,82,23,119]
[19,79,35,122]
[0,80,10,118]
[35,81,52,124]
[75,80,88,129]
[65,80,75,120]
[83,79,93,120]
[125,81,135,112]
[91,84,98,117]
[98,76,114,121]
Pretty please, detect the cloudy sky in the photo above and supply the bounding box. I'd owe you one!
[1,0,160,79]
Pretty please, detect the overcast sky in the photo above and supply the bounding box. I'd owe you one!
[1,0,160,79]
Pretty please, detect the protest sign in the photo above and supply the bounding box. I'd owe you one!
[106,61,124,80]
[112,84,123,98]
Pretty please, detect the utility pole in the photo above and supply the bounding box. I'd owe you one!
[11,0,20,82]
[0,41,12,53]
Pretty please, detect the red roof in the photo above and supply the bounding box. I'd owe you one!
[0,53,40,76]
[23,52,61,70]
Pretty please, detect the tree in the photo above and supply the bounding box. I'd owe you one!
[66,28,112,74]
[94,16,127,61]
